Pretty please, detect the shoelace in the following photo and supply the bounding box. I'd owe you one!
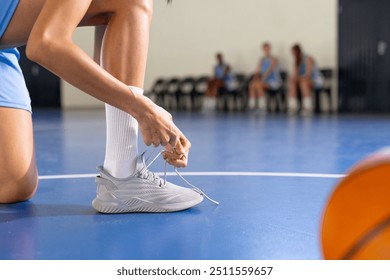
[137,166,164,187]
[144,150,219,205]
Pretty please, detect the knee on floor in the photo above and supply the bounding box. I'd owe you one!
[0,171,38,204]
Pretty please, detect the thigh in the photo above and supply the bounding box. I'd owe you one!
[0,107,35,175]
[250,79,260,89]
[0,46,36,200]
[0,0,117,48]
[299,77,314,90]
[0,107,37,200]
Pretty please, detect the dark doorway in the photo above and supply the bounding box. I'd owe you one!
[338,0,390,113]
[18,46,61,108]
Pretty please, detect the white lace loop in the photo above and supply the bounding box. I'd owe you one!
[136,151,166,187]
[143,150,220,205]
[138,168,164,187]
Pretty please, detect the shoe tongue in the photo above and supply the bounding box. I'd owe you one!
[133,153,163,186]
[134,153,147,174]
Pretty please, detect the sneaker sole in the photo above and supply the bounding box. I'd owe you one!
[92,195,204,214]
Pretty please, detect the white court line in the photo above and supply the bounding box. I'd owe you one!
[38,172,345,180]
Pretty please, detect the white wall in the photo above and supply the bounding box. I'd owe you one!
[62,0,338,108]
[61,27,104,109]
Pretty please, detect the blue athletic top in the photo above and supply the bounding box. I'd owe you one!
[214,63,228,79]
[260,57,282,87]
[0,0,31,113]
[0,0,19,39]
[0,0,22,96]
[299,55,324,88]
[0,0,19,58]
[224,70,235,91]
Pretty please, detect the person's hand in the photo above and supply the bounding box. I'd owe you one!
[136,100,191,167]
[162,132,191,168]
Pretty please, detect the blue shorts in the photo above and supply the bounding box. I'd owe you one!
[265,79,282,90]
[0,49,32,113]
[0,0,31,113]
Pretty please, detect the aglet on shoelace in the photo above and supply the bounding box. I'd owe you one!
[145,150,220,205]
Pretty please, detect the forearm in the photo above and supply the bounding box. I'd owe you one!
[262,70,271,81]
[263,66,274,80]
[263,59,277,80]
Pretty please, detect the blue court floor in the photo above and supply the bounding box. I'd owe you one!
[1,109,390,260]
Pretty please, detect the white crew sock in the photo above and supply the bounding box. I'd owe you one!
[203,96,216,111]
[103,86,144,178]
[258,97,266,110]
[288,97,298,113]
[303,96,313,112]
[249,98,256,109]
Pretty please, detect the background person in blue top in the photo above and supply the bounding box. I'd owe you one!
[204,52,231,109]
[248,42,282,111]
[0,0,205,213]
[288,44,324,115]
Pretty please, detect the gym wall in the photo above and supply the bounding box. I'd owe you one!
[62,0,338,109]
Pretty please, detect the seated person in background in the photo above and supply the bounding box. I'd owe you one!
[288,44,324,114]
[204,53,231,109]
[223,65,235,92]
[248,42,282,111]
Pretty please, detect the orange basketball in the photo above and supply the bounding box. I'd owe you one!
[321,148,390,260]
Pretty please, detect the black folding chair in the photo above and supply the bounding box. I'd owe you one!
[179,77,196,110]
[314,69,333,113]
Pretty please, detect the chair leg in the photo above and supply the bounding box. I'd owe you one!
[327,90,332,113]
[314,89,321,114]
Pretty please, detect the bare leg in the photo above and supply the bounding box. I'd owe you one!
[0,108,37,203]
[100,2,151,87]
[288,76,298,98]
[0,0,43,202]
[206,79,219,97]
[249,78,261,109]
[258,83,267,110]
[97,0,153,177]
[299,78,313,113]
[203,79,218,111]
[288,77,299,113]
[249,79,262,97]
[299,78,313,98]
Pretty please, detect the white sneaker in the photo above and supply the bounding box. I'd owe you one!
[92,153,207,213]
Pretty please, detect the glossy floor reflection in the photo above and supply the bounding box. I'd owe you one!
[1,110,389,260]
